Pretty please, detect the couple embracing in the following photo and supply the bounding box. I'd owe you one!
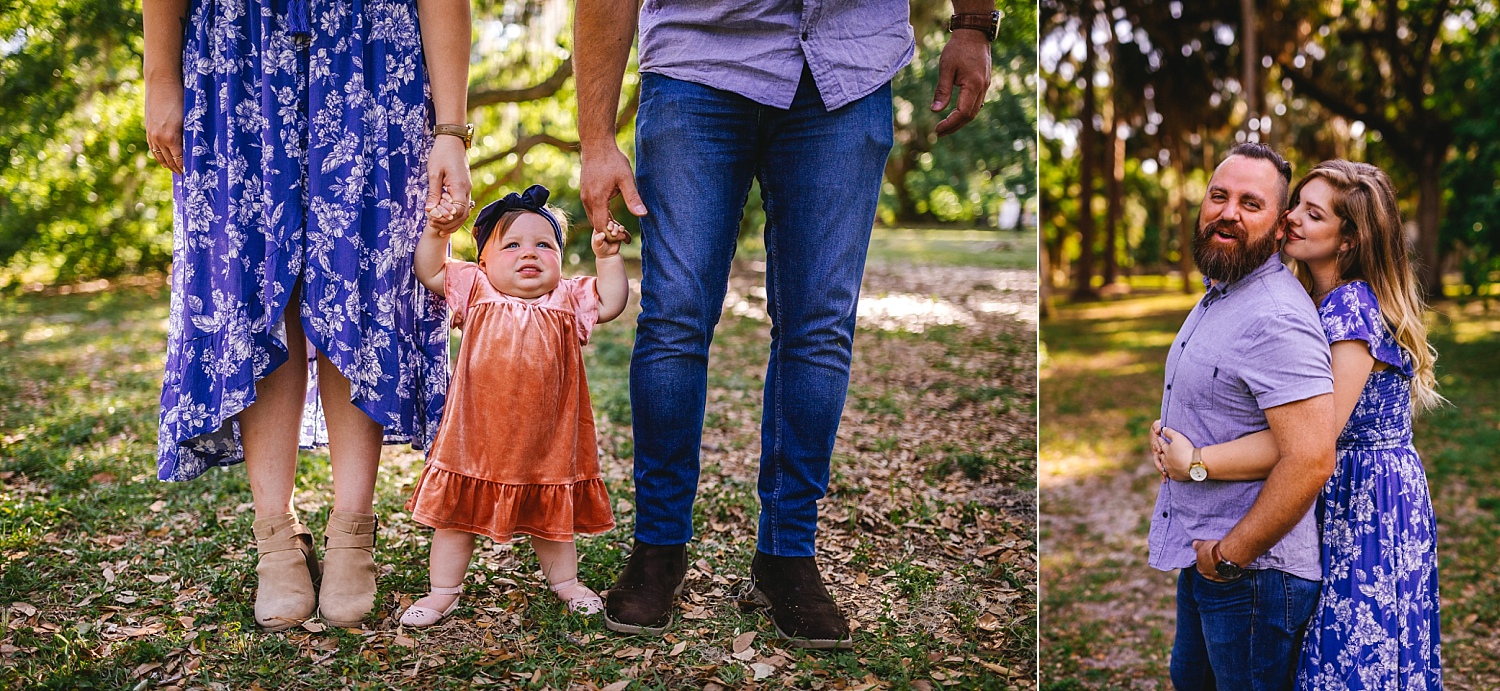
[145,0,996,650]
[1148,143,1444,690]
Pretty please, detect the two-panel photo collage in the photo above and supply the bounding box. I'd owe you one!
[0,1,1493,688]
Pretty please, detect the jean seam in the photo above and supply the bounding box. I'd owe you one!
[760,151,786,557]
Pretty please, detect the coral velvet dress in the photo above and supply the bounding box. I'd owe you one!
[405,260,615,542]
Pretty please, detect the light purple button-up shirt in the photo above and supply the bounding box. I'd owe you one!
[1147,255,1333,581]
[637,0,915,111]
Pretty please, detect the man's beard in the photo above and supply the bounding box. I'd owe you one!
[1192,216,1281,284]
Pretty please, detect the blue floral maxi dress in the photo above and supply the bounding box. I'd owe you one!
[1296,281,1441,689]
[156,0,448,481]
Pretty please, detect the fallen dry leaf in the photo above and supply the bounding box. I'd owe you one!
[749,662,775,680]
[392,634,415,647]
[146,574,171,584]
[601,681,630,691]
[731,631,756,653]
[149,500,167,512]
[10,603,36,617]
[669,641,687,656]
[302,621,326,633]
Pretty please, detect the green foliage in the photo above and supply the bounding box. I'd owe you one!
[886,0,1037,227]
[0,0,172,285]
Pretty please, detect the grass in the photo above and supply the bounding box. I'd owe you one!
[1039,287,1500,690]
[0,227,1036,689]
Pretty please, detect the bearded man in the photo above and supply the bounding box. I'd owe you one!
[1146,143,1339,691]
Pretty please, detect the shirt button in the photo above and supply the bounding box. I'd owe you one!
[1161,512,1168,517]
[801,31,809,40]
[1166,384,1172,390]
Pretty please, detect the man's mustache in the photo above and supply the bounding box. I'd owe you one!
[1199,218,1247,243]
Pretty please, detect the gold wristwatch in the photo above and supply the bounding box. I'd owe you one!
[433,123,474,149]
[1188,447,1208,482]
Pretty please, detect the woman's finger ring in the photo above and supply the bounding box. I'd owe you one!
[151,148,162,155]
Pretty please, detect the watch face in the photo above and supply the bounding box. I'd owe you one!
[1215,561,1244,580]
[1189,464,1208,482]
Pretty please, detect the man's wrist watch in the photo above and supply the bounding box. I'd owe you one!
[1188,446,1208,482]
[949,11,1000,42]
[1212,543,1246,581]
[433,123,474,149]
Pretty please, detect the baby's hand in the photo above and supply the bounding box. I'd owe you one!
[426,190,467,237]
[591,219,633,259]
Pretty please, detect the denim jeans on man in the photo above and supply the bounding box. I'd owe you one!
[1170,568,1320,691]
[629,69,892,557]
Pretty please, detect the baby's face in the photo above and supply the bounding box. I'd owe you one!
[479,213,562,299]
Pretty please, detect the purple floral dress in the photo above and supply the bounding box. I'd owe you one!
[155,0,448,481]
[1296,281,1441,690]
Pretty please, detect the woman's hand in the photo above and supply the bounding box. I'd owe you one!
[144,77,185,174]
[426,135,472,234]
[1158,426,1198,482]
[591,218,632,259]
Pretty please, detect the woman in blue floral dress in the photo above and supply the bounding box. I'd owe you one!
[1155,160,1444,688]
[142,0,474,630]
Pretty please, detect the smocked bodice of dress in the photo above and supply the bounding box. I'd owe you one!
[1320,281,1415,448]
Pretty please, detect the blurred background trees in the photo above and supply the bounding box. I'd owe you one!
[0,0,1037,287]
[1041,0,1500,312]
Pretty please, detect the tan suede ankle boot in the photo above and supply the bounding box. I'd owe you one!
[252,513,320,632]
[318,511,378,627]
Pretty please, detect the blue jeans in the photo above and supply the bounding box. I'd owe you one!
[629,70,893,557]
[1171,568,1321,691]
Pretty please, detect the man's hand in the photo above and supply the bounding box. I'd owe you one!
[932,29,991,137]
[1192,539,1229,582]
[579,147,647,234]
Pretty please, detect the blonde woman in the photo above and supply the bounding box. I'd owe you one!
[1153,160,1443,688]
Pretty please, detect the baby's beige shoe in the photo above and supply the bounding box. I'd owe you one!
[318,511,378,628]
[252,513,321,632]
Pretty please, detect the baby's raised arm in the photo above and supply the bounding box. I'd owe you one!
[592,219,632,323]
[415,195,467,297]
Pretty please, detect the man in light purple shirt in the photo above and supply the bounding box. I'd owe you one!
[574,0,997,648]
[1149,143,1337,690]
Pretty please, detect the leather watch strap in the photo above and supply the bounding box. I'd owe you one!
[949,11,999,42]
[433,123,474,149]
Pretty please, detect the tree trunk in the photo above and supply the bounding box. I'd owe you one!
[1240,0,1259,131]
[1416,144,1445,298]
[1072,1,1099,301]
[1040,234,1054,320]
[1104,117,1123,286]
[1177,136,1195,294]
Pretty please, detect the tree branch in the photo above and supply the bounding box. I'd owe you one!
[1274,55,1418,164]
[467,58,574,110]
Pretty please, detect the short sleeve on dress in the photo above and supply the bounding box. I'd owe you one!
[444,260,483,329]
[567,276,601,344]
[1320,281,1412,377]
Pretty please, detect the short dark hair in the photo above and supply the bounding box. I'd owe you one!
[1224,142,1293,211]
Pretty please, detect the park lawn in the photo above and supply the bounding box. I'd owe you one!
[0,228,1036,690]
[1039,288,1500,690]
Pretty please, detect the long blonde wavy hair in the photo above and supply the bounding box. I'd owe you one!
[1286,159,1444,413]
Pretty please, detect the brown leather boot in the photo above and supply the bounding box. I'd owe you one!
[603,541,687,635]
[739,551,853,649]
[252,513,320,632]
[317,511,378,628]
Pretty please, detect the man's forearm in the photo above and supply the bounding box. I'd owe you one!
[575,0,639,150]
[1218,394,1337,566]
[951,0,996,13]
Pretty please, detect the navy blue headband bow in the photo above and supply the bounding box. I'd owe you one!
[472,184,564,257]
